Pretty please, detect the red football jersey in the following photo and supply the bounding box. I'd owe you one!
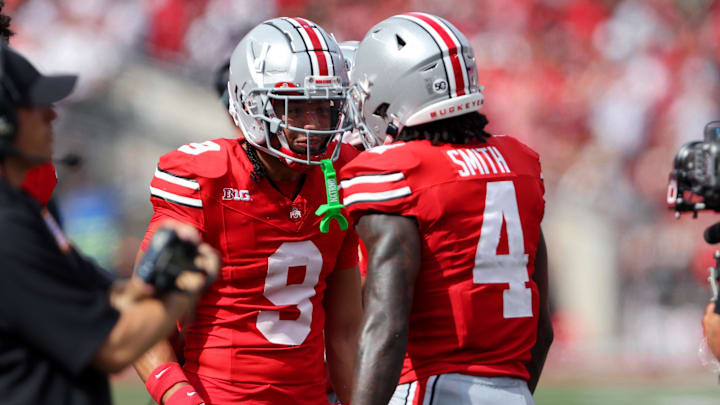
[141,138,359,404]
[340,136,545,384]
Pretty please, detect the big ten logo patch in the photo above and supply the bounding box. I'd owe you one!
[222,188,251,201]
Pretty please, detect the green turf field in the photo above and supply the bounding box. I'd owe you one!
[111,380,720,405]
[112,382,150,405]
[534,385,720,405]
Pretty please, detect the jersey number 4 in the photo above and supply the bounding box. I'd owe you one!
[257,241,323,345]
[473,181,532,318]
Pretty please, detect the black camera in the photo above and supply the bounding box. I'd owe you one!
[668,121,720,216]
[135,227,202,295]
[669,121,720,313]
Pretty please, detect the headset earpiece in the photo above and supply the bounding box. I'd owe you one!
[0,43,19,156]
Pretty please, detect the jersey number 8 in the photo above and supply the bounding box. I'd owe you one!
[257,241,323,345]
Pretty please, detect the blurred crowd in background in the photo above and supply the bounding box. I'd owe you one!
[7,0,720,380]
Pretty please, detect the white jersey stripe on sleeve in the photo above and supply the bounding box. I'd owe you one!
[154,168,200,190]
[406,381,418,405]
[150,187,203,208]
[339,172,404,189]
[343,187,411,206]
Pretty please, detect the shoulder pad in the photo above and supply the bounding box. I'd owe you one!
[340,141,421,178]
[157,139,235,179]
[335,142,362,168]
[492,135,540,161]
[366,142,407,155]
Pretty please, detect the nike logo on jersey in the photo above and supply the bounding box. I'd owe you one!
[154,367,170,379]
[187,392,197,396]
[447,146,511,177]
[222,188,251,201]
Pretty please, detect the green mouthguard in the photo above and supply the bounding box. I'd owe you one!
[315,159,348,233]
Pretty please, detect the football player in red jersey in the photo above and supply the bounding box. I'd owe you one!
[132,17,362,405]
[341,13,553,405]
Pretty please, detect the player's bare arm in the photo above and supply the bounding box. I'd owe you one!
[129,253,189,405]
[526,228,553,393]
[324,264,363,403]
[93,222,218,375]
[350,213,421,405]
[93,290,192,374]
[129,223,206,404]
[703,303,720,359]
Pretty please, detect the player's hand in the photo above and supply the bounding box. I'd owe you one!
[703,303,720,360]
[109,277,156,310]
[156,219,220,295]
[163,219,202,246]
[175,243,220,295]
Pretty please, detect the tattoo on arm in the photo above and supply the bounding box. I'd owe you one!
[350,214,421,405]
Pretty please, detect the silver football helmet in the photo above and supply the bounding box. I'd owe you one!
[338,41,363,147]
[349,12,484,149]
[228,17,352,165]
[339,41,359,77]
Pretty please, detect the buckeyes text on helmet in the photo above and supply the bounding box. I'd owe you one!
[228,17,352,166]
[349,12,484,149]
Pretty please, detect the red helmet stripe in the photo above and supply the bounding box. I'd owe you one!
[293,17,330,76]
[308,24,335,76]
[403,12,468,97]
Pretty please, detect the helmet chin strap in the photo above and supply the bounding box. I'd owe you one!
[272,125,333,170]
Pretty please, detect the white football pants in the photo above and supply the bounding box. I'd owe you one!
[389,373,534,405]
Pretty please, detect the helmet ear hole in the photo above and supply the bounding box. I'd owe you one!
[421,63,437,72]
[395,35,406,50]
[386,123,398,136]
[373,103,390,118]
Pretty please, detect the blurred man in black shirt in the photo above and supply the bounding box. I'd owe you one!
[0,42,220,405]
